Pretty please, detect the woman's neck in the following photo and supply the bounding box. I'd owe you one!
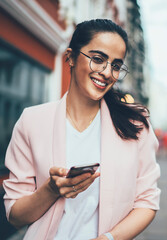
[66,91,100,132]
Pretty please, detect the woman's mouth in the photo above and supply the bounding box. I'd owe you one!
[91,78,107,89]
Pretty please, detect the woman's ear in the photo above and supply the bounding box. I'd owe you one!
[66,48,74,67]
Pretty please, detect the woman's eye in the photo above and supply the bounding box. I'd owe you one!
[92,56,104,64]
[112,63,121,71]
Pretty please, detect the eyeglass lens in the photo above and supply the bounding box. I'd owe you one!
[90,58,127,80]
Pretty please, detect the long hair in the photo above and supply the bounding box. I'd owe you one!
[104,89,149,140]
[68,19,149,140]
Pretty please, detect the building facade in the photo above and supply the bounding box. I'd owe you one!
[124,0,148,105]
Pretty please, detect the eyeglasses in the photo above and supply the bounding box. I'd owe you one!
[80,51,129,81]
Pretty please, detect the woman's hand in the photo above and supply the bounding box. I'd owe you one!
[49,166,100,198]
[8,166,99,228]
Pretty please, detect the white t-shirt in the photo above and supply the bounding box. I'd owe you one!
[54,110,101,240]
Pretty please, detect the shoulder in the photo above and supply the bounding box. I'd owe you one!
[15,98,64,135]
[137,119,159,152]
[23,101,60,118]
[23,92,67,120]
[21,101,59,124]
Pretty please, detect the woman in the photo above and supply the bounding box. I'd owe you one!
[3,19,160,240]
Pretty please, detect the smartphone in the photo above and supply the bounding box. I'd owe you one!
[66,163,100,178]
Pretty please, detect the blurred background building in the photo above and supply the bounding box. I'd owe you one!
[0,0,166,239]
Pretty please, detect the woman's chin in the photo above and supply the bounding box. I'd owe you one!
[88,88,110,101]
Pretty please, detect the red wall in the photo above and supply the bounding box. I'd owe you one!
[0,8,55,70]
[36,0,66,30]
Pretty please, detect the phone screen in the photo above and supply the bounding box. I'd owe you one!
[66,163,100,178]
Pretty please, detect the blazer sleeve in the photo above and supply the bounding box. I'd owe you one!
[134,121,161,210]
[3,109,36,220]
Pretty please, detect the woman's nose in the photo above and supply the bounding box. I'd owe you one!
[99,63,112,78]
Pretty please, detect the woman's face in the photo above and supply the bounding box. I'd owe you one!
[69,32,127,101]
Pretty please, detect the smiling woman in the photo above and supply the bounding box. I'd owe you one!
[66,20,148,139]
[66,31,126,102]
[3,19,160,240]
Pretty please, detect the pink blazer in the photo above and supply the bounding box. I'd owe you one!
[3,93,160,240]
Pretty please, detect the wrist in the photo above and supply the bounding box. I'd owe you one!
[103,232,114,240]
[46,179,60,200]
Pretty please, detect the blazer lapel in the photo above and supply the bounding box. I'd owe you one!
[45,93,67,239]
[52,92,67,167]
[98,99,121,235]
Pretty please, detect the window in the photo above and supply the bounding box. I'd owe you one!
[0,40,49,168]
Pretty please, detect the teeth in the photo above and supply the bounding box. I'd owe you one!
[92,78,107,87]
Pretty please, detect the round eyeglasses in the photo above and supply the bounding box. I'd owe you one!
[80,51,129,81]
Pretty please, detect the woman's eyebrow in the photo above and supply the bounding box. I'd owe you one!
[89,50,123,63]
[88,50,108,59]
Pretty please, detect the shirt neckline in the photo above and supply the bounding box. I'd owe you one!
[66,110,100,136]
